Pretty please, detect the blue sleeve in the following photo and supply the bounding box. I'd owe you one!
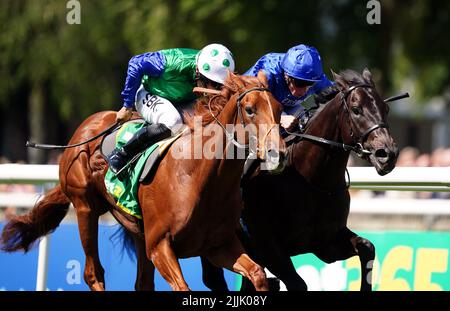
[120,51,165,108]
[244,63,260,77]
[244,53,284,95]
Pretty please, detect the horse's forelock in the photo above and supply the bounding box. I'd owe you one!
[224,74,263,94]
[337,69,373,87]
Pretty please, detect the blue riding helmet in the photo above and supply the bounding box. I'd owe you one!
[282,44,324,82]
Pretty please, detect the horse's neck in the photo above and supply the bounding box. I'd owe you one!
[291,96,349,186]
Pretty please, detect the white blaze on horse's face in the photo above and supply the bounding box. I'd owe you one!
[239,88,286,171]
[260,124,283,172]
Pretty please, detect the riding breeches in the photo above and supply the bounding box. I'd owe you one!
[135,84,183,134]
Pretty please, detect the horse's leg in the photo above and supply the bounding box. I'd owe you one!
[200,256,229,291]
[253,237,307,291]
[315,227,375,291]
[149,235,190,291]
[71,196,105,291]
[205,236,268,291]
[133,235,155,291]
[240,255,305,291]
[238,215,306,291]
[351,233,375,291]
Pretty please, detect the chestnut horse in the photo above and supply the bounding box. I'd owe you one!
[1,71,286,291]
[202,68,399,291]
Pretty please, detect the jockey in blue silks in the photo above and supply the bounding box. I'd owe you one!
[245,44,333,131]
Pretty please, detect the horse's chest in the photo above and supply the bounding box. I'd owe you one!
[177,192,240,248]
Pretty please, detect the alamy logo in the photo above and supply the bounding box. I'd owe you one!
[66,0,81,25]
[66,259,81,285]
[366,0,381,25]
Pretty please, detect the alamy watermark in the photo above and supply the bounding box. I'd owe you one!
[168,117,283,171]
[66,259,81,285]
[66,0,81,25]
[366,0,381,25]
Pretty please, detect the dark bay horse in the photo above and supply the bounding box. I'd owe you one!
[203,68,399,291]
[1,71,286,291]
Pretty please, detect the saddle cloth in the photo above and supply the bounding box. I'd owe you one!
[102,120,187,218]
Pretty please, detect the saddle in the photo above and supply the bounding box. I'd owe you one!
[100,119,187,182]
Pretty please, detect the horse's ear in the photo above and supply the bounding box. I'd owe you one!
[331,69,347,90]
[257,70,269,88]
[224,70,241,93]
[225,70,234,84]
[362,68,374,85]
[330,68,338,80]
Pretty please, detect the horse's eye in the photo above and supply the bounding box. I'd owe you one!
[245,106,255,117]
[351,106,361,115]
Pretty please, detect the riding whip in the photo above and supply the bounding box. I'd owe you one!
[26,122,120,150]
[384,92,409,103]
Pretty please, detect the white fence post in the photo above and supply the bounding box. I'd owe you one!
[35,235,51,291]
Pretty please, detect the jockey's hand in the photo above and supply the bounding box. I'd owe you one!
[280,115,297,132]
[116,106,133,124]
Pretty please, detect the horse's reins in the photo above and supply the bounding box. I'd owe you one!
[26,88,220,151]
[27,85,275,151]
[26,122,121,150]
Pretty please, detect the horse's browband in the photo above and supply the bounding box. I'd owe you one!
[341,84,374,100]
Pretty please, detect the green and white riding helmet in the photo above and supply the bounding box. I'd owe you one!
[196,43,235,84]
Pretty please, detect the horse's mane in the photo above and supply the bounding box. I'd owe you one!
[315,84,339,105]
[315,69,372,105]
[307,69,371,125]
[184,74,265,130]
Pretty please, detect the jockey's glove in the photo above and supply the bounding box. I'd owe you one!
[116,106,133,124]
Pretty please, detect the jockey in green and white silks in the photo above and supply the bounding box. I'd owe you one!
[107,44,235,175]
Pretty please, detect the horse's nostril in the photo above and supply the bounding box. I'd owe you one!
[267,149,279,160]
[375,149,388,159]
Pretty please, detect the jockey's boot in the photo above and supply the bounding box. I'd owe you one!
[107,123,171,175]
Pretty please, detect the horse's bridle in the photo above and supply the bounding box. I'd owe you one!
[340,84,388,156]
[287,83,388,158]
[207,86,276,154]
